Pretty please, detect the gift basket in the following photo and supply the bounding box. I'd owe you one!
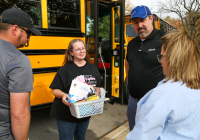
[69,97,105,118]
[68,76,106,118]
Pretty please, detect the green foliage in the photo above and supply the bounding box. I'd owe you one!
[87,15,110,39]
[99,16,110,39]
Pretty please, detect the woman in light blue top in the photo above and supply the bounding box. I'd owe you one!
[126,30,200,140]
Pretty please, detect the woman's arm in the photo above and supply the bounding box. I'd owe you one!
[52,89,71,107]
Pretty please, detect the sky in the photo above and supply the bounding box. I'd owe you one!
[130,0,178,19]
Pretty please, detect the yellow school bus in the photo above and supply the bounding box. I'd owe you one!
[0,0,127,108]
[0,0,88,109]
[0,0,177,108]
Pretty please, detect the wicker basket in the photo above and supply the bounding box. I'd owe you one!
[69,98,105,118]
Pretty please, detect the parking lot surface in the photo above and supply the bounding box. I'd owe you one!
[29,101,128,140]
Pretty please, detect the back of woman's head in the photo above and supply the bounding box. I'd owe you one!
[161,30,200,89]
[63,39,90,65]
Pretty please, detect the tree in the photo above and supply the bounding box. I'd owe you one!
[87,15,110,39]
[164,16,183,30]
[158,0,200,41]
[125,0,135,15]
[87,0,135,38]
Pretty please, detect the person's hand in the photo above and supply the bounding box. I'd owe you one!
[96,87,101,97]
[95,92,100,96]
[62,93,71,107]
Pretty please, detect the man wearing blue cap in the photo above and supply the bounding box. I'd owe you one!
[125,5,165,131]
[0,8,42,140]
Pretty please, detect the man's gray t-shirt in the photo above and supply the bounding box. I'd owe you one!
[0,39,33,138]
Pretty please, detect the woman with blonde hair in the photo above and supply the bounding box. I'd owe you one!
[126,30,200,140]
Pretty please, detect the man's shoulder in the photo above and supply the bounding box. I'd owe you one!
[18,54,31,64]
[153,28,166,38]
[130,36,138,42]
[156,29,166,37]
[147,28,166,42]
[128,36,139,45]
[0,39,26,58]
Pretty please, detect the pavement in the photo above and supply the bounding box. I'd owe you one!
[99,121,129,140]
[29,100,129,140]
[86,101,129,140]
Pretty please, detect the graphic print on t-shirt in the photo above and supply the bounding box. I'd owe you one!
[75,75,97,87]
[84,75,97,87]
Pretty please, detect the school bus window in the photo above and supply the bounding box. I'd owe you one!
[47,0,80,29]
[126,24,137,37]
[115,24,120,42]
[0,0,41,26]
[115,11,120,42]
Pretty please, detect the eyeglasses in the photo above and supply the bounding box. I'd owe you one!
[157,55,165,62]
[73,47,86,52]
[19,26,32,39]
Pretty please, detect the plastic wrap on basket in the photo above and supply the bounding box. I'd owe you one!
[69,98,105,118]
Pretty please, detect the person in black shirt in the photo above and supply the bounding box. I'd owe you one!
[125,5,165,131]
[50,39,101,140]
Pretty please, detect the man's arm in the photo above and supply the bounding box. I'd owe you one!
[10,92,30,140]
[125,58,129,83]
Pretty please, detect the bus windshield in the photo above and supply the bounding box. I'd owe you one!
[115,9,120,42]
[86,1,110,40]
[126,24,137,37]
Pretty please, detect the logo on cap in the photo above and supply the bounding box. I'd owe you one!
[130,5,151,21]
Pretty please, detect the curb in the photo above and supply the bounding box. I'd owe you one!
[99,121,129,140]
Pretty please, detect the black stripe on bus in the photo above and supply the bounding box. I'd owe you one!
[33,67,61,74]
[35,28,85,37]
[20,49,66,55]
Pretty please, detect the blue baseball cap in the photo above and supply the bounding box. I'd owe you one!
[130,5,151,21]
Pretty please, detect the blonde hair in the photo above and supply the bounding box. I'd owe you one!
[63,39,90,65]
[161,30,200,89]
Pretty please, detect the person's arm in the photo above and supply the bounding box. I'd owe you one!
[10,92,30,140]
[52,89,71,107]
[125,58,129,83]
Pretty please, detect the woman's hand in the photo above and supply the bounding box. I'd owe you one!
[62,94,71,107]
[95,87,100,96]
[52,89,71,107]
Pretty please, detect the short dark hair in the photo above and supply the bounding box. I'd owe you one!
[0,15,12,32]
[148,15,152,18]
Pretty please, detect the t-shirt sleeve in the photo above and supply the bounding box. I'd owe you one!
[49,72,64,91]
[6,55,33,93]
[94,66,101,87]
